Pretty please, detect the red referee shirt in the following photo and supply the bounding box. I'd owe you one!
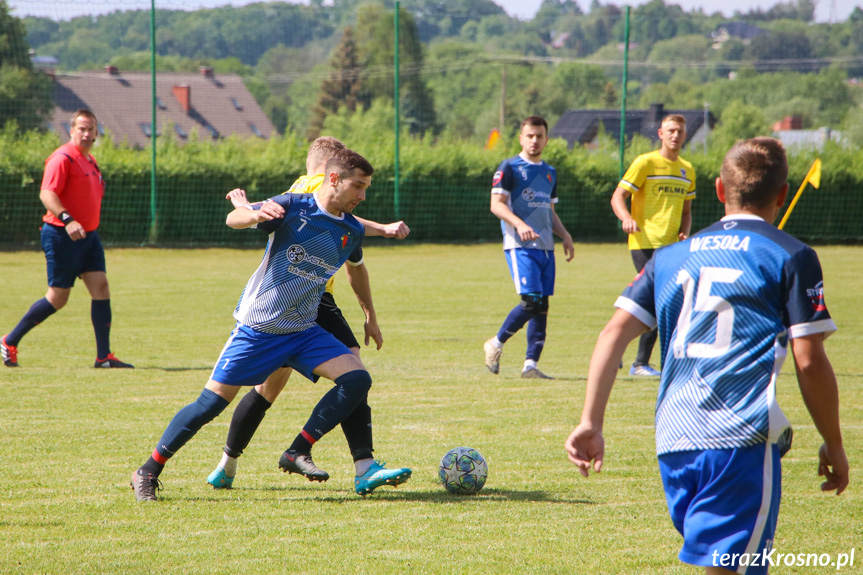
[41,142,105,232]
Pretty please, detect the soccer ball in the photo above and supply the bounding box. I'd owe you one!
[439,447,488,494]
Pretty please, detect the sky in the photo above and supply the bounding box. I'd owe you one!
[8,0,859,23]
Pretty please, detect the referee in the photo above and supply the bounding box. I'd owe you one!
[1,109,132,369]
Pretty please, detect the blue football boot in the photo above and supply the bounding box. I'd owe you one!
[207,467,234,489]
[355,461,412,497]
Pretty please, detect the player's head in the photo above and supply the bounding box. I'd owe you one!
[306,136,346,175]
[658,114,686,155]
[325,149,374,214]
[70,109,98,151]
[519,116,549,161]
[718,137,789,218]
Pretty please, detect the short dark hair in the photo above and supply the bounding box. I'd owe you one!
[326,148,374,178]
[521,116,548,134]
[71,108,97,127]
[720,137,788,210]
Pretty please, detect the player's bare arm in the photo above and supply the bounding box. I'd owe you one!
[226,197,285,229]
[551,207,574,262]
[354,215,410,239]
[226,188,251,209]
[791,334,849,495]
[490,193,539,242]
[611,186,640,234]
[678,199,693,241]
[565,309,648,476]
[40,188,87,241]
[345,262,382,350]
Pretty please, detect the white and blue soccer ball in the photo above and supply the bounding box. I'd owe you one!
[439,446,488,494]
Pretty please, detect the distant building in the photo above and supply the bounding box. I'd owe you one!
[772,115,845,150]
[48,66,276,148]
[710,22,766,49]
[550,103,716,150]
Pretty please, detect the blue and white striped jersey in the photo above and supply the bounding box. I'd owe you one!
[233,192,364,334]
[615,215,836,455]
[492,154,558,251]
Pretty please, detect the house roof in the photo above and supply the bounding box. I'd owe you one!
[49,67,276,148]
[550,103,716,149]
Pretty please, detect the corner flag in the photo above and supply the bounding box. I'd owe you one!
[778,158,821,231]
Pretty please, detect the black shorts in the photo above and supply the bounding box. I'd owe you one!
[315,292,360,350]
[630,248,655,273]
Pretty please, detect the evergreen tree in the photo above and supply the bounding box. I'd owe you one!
[308,26,362,140]
[0,1,53,131]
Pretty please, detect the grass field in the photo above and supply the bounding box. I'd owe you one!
[1,243,860,575]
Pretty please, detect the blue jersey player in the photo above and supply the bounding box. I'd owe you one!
[131,149,411,501]
[484,116,574,379]
[565,138,848,574]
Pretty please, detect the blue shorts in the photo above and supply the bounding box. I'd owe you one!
[41,224,106,288]
[505,248,555,296]
[659,444,781,574]
[210,323,352,386]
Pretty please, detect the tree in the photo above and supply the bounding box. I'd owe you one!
[0,1,52,131]
[354,2,436,135]
[308,26,362,140]
[709,100,770,150]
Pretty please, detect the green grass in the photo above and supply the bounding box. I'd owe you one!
[1,243,860,574]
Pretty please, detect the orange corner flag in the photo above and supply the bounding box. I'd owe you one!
[778,158,821,230]
[485,129,501,150]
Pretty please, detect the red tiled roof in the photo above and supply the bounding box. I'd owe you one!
[49,68,276,147]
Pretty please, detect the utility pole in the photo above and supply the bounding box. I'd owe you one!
[500,65,506,133]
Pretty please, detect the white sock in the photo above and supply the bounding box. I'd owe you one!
[490,336,503,348]
[219,452,238,478]
[523,359,537,371]
[355,458,375,476]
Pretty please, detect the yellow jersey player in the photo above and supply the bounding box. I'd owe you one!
[611,114,695,376]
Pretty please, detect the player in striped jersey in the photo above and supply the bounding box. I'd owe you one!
[131,149,410,501]
[206,137,409,492]
[612,114,695,376]
[566,138,848,574]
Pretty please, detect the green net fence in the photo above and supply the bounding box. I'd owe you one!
[2,0,862,248]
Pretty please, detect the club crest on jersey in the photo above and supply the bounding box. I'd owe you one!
[340,234,350,248]
[680,168,686,177]
[723,221,738,230]
[522,188,536,201]
[806,282,827,312]
[287,244,306,263]
[546,173,553,183]
[492,171,503,186]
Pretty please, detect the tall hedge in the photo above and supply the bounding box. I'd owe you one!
[1,129,860,248]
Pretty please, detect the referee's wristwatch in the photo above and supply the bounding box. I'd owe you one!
[59,211,76,226]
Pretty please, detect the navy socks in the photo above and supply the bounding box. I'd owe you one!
[6,298,57,346]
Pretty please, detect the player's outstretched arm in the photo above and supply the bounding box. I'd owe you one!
[226,197,285,229]
[345,262,382,350]
[355,216,410,239]
[565,309,648,477]
[791,334,849,495]
[225,188,251,209]
[551,207,574,262]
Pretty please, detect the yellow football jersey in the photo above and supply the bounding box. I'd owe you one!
[283,173,337,293]
[618,150,696,250]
